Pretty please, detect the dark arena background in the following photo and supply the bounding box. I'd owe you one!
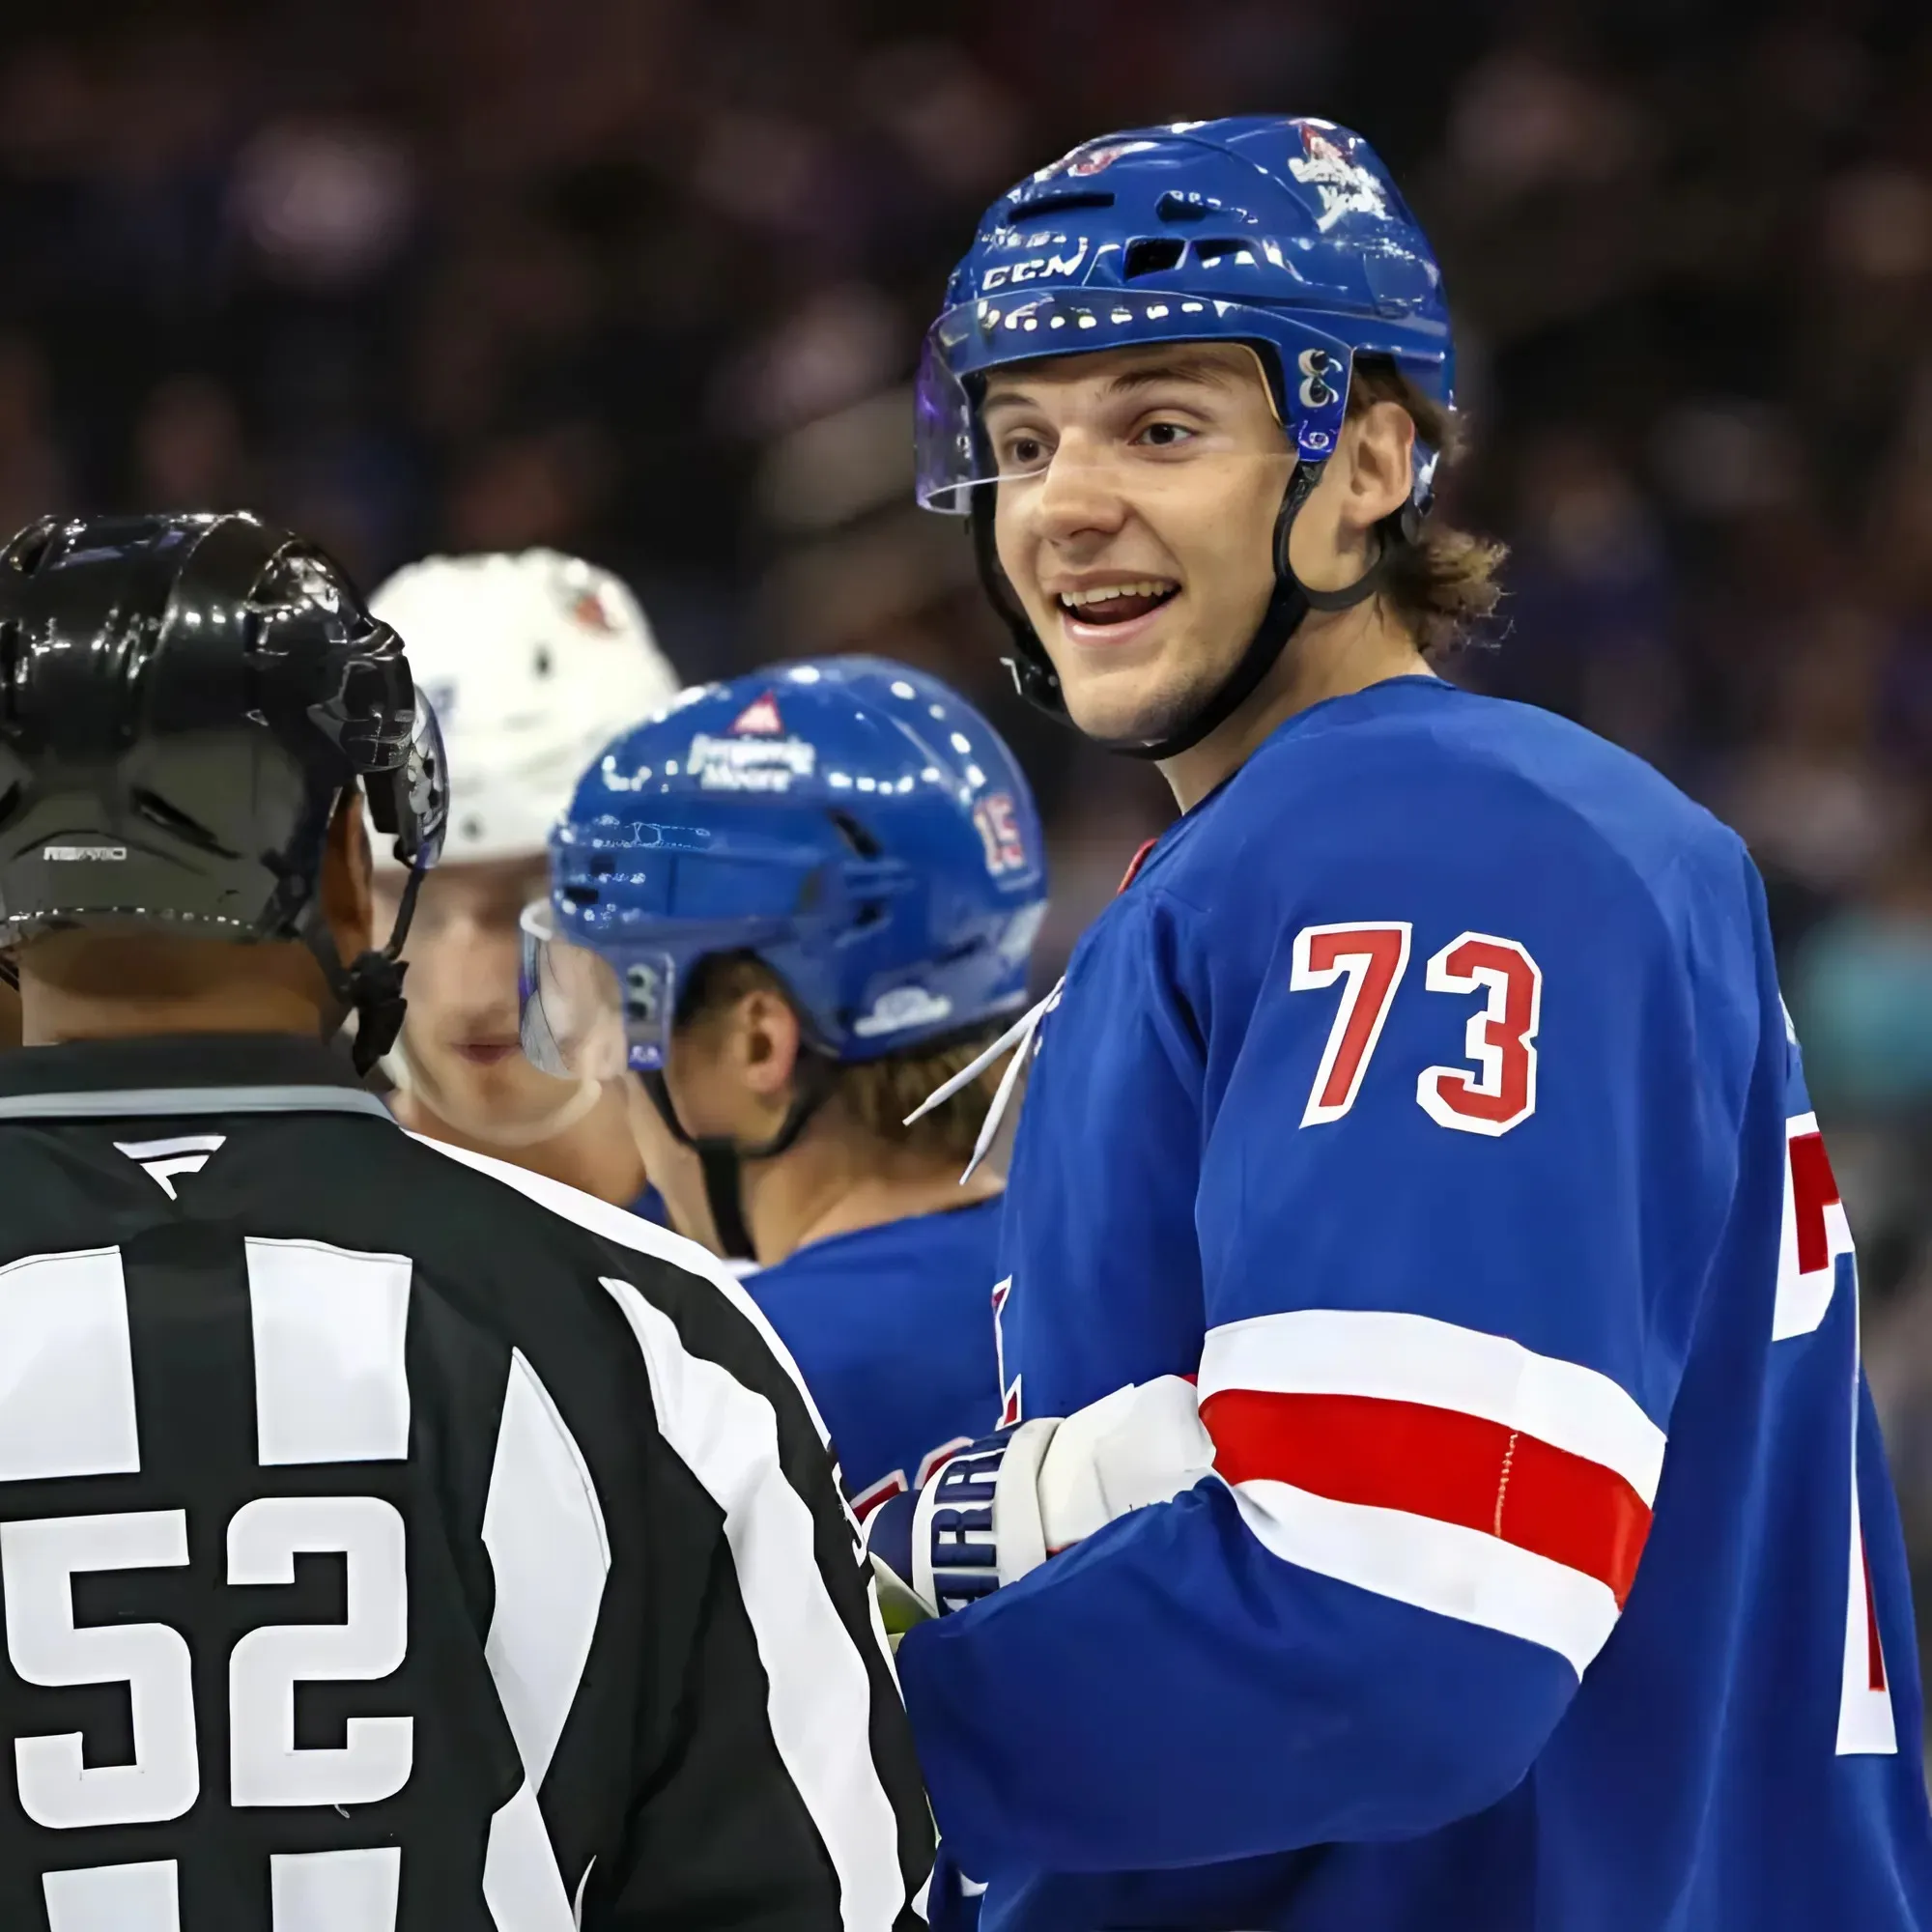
[6,0,1932,1730]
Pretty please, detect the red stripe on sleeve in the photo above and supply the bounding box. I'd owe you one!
[1203,1388,1654,1606]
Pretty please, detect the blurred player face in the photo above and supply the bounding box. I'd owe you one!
[986,342,1293,746]
[375,856,587,1134]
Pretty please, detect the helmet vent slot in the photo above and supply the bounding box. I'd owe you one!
[131,786,236,857]
[1192,238,1255,268]
[1122,238,1185,278]
[827,810,882,860]
[1009,190,1114,218]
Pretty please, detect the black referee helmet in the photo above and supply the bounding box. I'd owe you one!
[0,512,446,1065]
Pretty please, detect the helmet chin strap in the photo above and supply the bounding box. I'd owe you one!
[307,856,426,1077]
[971,458,1400,765]
[638,1059,834,1263]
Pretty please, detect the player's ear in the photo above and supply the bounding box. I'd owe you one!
[1338,399,1415,536]
[319,788,376,966]
[736,985,803,1100]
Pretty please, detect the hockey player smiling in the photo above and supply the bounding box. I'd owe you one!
[873,114,1932,1932]
[982,340,1424,803]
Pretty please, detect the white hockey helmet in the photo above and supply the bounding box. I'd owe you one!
[369,549,680,867]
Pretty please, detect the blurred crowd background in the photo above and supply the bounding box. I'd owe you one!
[8,0,1932,1670]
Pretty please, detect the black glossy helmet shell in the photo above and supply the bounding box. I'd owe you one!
[0,513,444,944]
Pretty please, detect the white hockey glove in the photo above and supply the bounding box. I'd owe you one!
[1036,1375,1218,1550]
[867,1376,1215,1631]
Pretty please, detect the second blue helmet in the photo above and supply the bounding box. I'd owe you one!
[522,657,1048,1078]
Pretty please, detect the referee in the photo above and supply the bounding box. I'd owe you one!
[0,514,930,1930]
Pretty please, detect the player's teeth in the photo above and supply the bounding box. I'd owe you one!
[1059,581,1175,608]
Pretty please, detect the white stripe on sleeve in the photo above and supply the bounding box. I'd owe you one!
[603,1275,909,1932]
[483,1780,576,1932]
[409,1135,898,1690]
[409,1136,835,1444]
[483,1350,611,1791]
[1226,1479,1623,1676]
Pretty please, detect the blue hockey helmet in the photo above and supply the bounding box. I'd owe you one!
[915,116,1455,755]
[522,656,1047,1257]
[522,656,1047,1085]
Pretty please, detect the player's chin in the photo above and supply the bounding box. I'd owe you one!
[425,1038,525,1100]
[1052,642,1218,750]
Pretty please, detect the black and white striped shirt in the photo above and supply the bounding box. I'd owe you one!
[0,1034,931,1931]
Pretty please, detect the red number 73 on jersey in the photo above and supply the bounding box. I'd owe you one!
[1290,923,1543,1135]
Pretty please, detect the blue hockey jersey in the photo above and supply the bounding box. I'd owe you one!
[627,1182,670,1227]
[894,675,1932,1930]
[750,1200,1003,1517]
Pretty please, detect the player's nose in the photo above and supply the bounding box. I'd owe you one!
[439,923,521,1006]
[1030,435,1131,548]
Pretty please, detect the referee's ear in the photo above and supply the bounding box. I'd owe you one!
[319,788,377,965]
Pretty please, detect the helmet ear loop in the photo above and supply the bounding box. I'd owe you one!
[1289,417,1441,612]
[1277,436,1406,618]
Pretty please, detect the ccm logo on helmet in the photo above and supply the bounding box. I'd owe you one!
[982,239,1090,291]
[43,845,128,861]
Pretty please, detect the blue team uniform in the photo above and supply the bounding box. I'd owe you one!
[895,675,1932,1929]
[750,1200,1003,1516]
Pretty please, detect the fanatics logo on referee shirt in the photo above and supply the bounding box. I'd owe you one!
[114,1134,225,1200]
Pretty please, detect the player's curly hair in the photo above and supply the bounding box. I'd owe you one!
[677,952,1010,1168]
[1348,354,1507,658]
